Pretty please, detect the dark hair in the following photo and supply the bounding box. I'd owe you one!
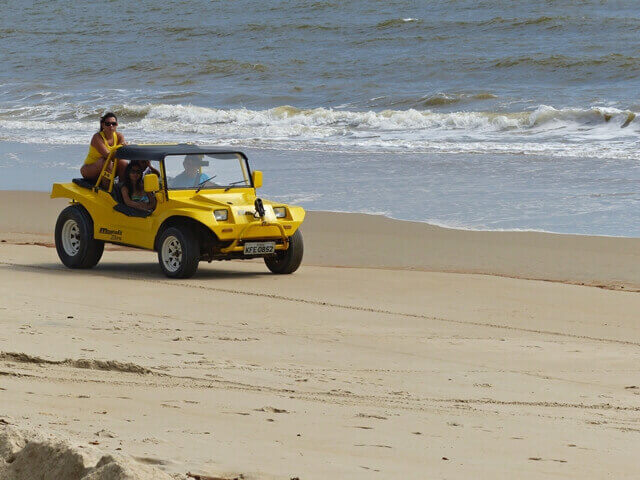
[99,112,118,132]
[122,161,143,195]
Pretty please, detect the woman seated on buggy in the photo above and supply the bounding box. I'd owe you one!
[80,112,127,183]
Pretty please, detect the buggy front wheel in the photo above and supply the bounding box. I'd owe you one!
[157,227,200,278]
[264,229,304,274]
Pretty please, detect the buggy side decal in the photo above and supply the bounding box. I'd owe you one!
[99,227,123,241]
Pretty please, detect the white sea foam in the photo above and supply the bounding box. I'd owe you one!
[1,103,638,159]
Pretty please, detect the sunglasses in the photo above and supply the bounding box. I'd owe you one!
[103,121,118,126]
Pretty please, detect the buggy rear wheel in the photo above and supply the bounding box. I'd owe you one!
[55,205,104,269]
[264,229,303,274]
[157,227,200,278]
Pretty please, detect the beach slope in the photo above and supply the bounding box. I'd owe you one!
[0,191,639,479]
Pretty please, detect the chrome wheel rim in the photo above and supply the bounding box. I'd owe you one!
[161,236,182,273]
[61,219,81,256]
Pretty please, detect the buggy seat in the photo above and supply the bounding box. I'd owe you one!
[112,182,152,218]
[71,178,151,218]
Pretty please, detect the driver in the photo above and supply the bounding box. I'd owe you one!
[171,154,210,188]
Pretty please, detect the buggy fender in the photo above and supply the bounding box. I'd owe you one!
[287,205,306,224]
[51,182,96,202]
[153,212,218,251]
[51,183,117,212]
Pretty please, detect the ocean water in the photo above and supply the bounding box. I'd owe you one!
[1,0,639,236]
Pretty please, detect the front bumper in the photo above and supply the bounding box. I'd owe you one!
[219,221,290,254]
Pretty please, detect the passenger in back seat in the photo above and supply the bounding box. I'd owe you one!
[120,161,156,212]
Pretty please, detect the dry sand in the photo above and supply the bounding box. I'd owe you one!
[0,191,639,479]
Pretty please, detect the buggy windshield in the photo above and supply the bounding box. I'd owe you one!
[164,153,251,191]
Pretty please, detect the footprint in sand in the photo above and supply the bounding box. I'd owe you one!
[529,457,567,463]
[254,406,288,414]
[186,473,242,480]
[356,413,387,420]
[354,444,392,449]
[142,437,162,444]
[133,456,170,466]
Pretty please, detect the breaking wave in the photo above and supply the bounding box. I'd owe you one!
[0,102,638,158]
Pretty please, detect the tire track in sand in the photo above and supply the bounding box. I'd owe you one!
[3,354,640,414]
[1,260,639,348]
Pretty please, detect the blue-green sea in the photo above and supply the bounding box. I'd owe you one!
[1,0,639,235]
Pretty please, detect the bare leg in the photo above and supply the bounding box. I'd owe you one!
[80,159,116,189]
[116,159,128,181]
[80,160,105,182]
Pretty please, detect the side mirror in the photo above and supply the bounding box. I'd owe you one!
[252,170,263,189]
[144,174,160,193]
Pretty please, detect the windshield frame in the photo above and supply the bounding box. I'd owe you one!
[160,150,254,196]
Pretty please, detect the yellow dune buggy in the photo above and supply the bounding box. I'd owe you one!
[51,145,305,278]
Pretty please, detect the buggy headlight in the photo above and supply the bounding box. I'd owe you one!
[273,207,286,218]
[214,209,228,221]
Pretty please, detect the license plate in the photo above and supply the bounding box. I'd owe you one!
[243,241,275,255]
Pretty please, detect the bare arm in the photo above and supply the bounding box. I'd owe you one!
[140,160,160,176]
[117,132,126,145]
[146,193,157,211]
[121,185,152,211]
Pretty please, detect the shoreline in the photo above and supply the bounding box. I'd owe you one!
[2,139,638,237]
[313,208,639,239]
[4,186,639,240]
[1,190,639,292]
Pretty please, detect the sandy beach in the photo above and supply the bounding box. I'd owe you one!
[1,191,639,479]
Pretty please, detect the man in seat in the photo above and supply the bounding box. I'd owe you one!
[170,154,210,188]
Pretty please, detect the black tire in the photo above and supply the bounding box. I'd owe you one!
[157,226,200,278]
[264,229,304,274]
[55,205,104,269]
